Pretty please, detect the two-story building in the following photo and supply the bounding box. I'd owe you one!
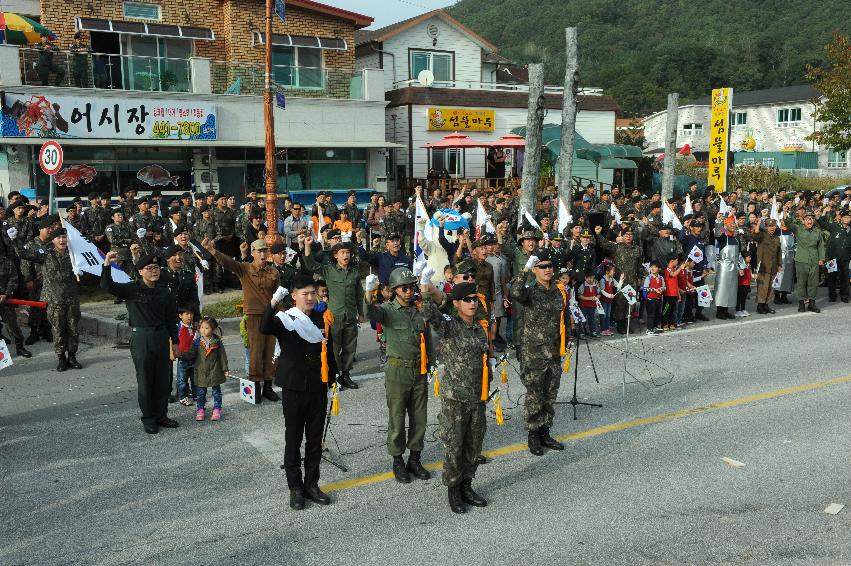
[643,85,849,177]
[354,9,623,197]
[0,0,398,206]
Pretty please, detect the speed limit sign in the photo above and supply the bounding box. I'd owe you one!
[39,140,63,175]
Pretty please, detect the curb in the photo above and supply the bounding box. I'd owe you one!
[80,313,241,342]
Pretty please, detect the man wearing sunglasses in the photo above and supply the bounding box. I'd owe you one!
[510,248,569,456]
[365,267,433,484]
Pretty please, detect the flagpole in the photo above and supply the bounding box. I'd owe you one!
[263,0,281,246]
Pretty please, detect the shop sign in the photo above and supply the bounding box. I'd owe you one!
[427,107,494,132]
[1,93,217,141]
[708,88,732,193]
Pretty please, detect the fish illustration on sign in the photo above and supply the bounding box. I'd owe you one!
[137,165,179,187]
[55,164,97,187]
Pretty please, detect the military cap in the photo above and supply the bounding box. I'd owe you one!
[456,259,477,274]
[480,234,497,245]
[164,246,182,259]
[195,193,205,201]
[347,190,357,198]
[582,195,593,203]
[48,227,67,240]
[552,233,564,241]
[216,193,227,201]
[495,197,506,205]
[329,242,354,255]
[804,209,816,218]
[580,229,593,238]
[100,192,111,200]
[37,216,56,230]
[270,243,287,254]
[136,196,149,206]
[535,248,554,263]
[199,204,210,212]
[134,253,161,270]
[9,201,25,211]
[841,208,851,217]
[110,206,124,216]
[64,203,77,212]
[388,267,418,289]
[150,221,164,233]
[326,229,341,239]
[765,218,778,227]
[682,213,694,222]
[518,230,540,242]
[658,223,673,231]
[250,239,268,251]
[168,205,181,216]
[206,190,216,197]
[449,282,478,301]
[471,238,489,249]
[173,226,186,237]
[37,198,49,207]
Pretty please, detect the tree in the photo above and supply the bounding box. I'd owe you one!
[807,33,851,151]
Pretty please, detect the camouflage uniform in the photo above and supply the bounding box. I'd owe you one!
[129,211,155,235]
[3,216,33,256]
[380,211,406,241]
[21,236,52,340]
[595,235,644,324]
[81,206,110,249]
[421,295,489,487]
[16,243,80,357]
[509,275,567,433]
[105,221,134,274]
[341,203,361,228]
[0,254,25,348]
[121,197,137,221]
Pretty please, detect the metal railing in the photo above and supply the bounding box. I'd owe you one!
[210,61,362,99]
[19,47,192,92]
[390,79,605,95]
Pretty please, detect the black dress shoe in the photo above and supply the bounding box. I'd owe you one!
[798,300,806,312]
[262,384,280,402]
[56,354,68,372]
[829,297,837,303]
[42,331,53,342]
[392,456,411,483]
[475,454,489,465]
[157,418,179,428]
[67,354,82,369]
[842,298,850,303]
[528,431,544,456]
[305,485,331,505]
[764,306,776,314]
[15,344,31,358]
[168,395,177,403]
[406,451,431,480]
[144,424,159,434]
[448,486,466,514]
[339,372,359,390]
[460,480,487,507]
[539,427,565,450]
[289,489,305,510]
[808,302,821,313]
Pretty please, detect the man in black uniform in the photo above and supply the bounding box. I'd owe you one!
[101,252,179,435]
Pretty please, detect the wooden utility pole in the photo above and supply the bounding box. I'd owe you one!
[661,92,679,202]
[557,27,578,205]
[263,0,280,244]
[520,63,546,217]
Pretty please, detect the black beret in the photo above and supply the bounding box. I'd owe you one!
[270,243,287,254]
[173,226,186,237]
[111,206,124,216]
[347,190,357,198]
[195,193,205,200]
[199,204,210,212]
[134,253,161,270]
[449,282,478,301]
[100,192,111,200]
[64,203,77,211]
[48,227,67,240]
[181,192,191,198]
[72,196,82,203]
[88,191,99,200]
[216,193,227,201]
[326,229,341,239]
[136,196,148,205]
[37,216,56,230]
[168,206,181,215]
[150,189,162,197]
[164,246,182,259]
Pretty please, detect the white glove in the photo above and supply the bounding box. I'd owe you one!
[434,211,445,221]
[462,212,472,221]
[200,259,210,270]
[488,357,498,374]
[524,255,540,270]
[6,227,17,241]
[365,274,379,292]
[413,258,427,276]
[135,228,147,239]
[271,286,289,306]
[419,266,435,287]
[417,217,427,227]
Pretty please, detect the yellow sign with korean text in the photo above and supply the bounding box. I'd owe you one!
[427,108,495,132]
[708,88,732,193]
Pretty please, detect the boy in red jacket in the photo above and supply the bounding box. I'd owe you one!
[642,262,666,335]
[577,271,601,337]
[176,307,198,405]
[735,251,753,317]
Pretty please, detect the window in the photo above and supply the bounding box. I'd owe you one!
[742,158,755,166]
[410,50,453,83]
[123,2,161,20]
[777,107,802,127]
[430,149,462,176]
[762,157,775,167]
[732,112,747,128]
[272,46,324,89]
[680,123,704,137]
[828,149,848,168]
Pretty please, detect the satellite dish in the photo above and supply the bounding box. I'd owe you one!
[417,69,434,87]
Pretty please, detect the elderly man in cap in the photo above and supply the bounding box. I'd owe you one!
[101,251,179,434]
[10,226,82,370]
[751,217,782,314]
[357,231,413,285]
[785,208,825,312]
[205,236,281,401]
[304,235,363,390]
[713,214,741,319]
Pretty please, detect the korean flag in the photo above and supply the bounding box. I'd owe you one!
[826,258,838,273]
[688,245,704,263]
[240,378,258,405]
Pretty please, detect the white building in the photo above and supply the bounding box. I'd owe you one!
[643,85,850,176]
[355,9,622,196]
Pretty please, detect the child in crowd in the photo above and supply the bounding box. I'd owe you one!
[333,209,353,234]
[577,271,601,337]
[598,264,620,336]
[662,256,685,331]
[680,257,697,324]
[190,317,229,421]
[736,252,753,317]
[239,314,250,376]
[440,264,456,295]
[176,307,197,406]
[314,280,329,313]
[642,262,666,335]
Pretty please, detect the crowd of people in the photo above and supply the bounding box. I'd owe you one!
[3,180,850,513]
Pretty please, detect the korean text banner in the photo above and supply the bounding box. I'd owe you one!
[1,93,217,141]
[708,88,732,193]
[428,108,494,132]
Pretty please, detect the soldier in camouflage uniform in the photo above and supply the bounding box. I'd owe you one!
[341,191,361,228]
[21,216,58,344]
[497,225,539,352]
[213,194,238,288]
[194,205,220,292]
[365,267,432,484]
[594,224,644,334]
[129,197,155,234]
[184,193,204,228]
[81,192,110,250]
[421,280,491,514]
[509,248,569,456]
[64,204,83,232]
[121,187,138,221]
[3,202,34,254]
[380,203,407,241]
[9,226,81,371]
[106,208,135,277]
[0,244,31,358]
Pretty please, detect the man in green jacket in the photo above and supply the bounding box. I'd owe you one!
[785,209,825,312]
[304,236,363,389]
[365,267,431,484]
[818,208,851,303]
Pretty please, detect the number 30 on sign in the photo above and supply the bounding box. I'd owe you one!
[39,140,64,175]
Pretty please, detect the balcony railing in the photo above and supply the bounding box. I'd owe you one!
[209,61,362,99]
[19,47,191,92]
[389,78,600,95]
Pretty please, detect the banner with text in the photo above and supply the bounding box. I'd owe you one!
[708,88,732,193]
[1,93,216,141]
[428,108,494,132]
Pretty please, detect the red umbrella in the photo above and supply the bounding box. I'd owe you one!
[491,133,526,148]
[422,132,491,149]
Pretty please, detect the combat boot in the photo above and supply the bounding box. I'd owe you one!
[392,456,411,483]
[261,382,280,401]
[406,451,431,480]
[339,371,359,390]
[24,332,39,346]
[15,343,31,358]
[460,479,487,507]
[539,427,565,450]
[56,353,68,372]
[42,328,53,342]
[807,301,821,313]
[798,300,806,312]
[67,353,82,369]
[448,486,466,514]
[527,431,544,456]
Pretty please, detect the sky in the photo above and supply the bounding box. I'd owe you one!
[321,0,457,29]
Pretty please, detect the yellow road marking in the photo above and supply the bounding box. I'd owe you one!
[322,373,851,493]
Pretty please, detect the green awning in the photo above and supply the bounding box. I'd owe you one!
[577,144,643,162]
[599,158,637,169]
[511,124,640,162]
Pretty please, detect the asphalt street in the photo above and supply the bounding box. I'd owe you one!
[2,297,851,565]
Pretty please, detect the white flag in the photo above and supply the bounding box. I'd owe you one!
[475,199,495,238]
[519,205,541,231]
[662,200,683,230]
[719,197,731,217]
[64,219,131,283]
[557,198,573,233]
[684,194,693,217]
[195,266,204,308]
[414,194,431,262]
[610,202,622,225]
[770,195,782,221]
